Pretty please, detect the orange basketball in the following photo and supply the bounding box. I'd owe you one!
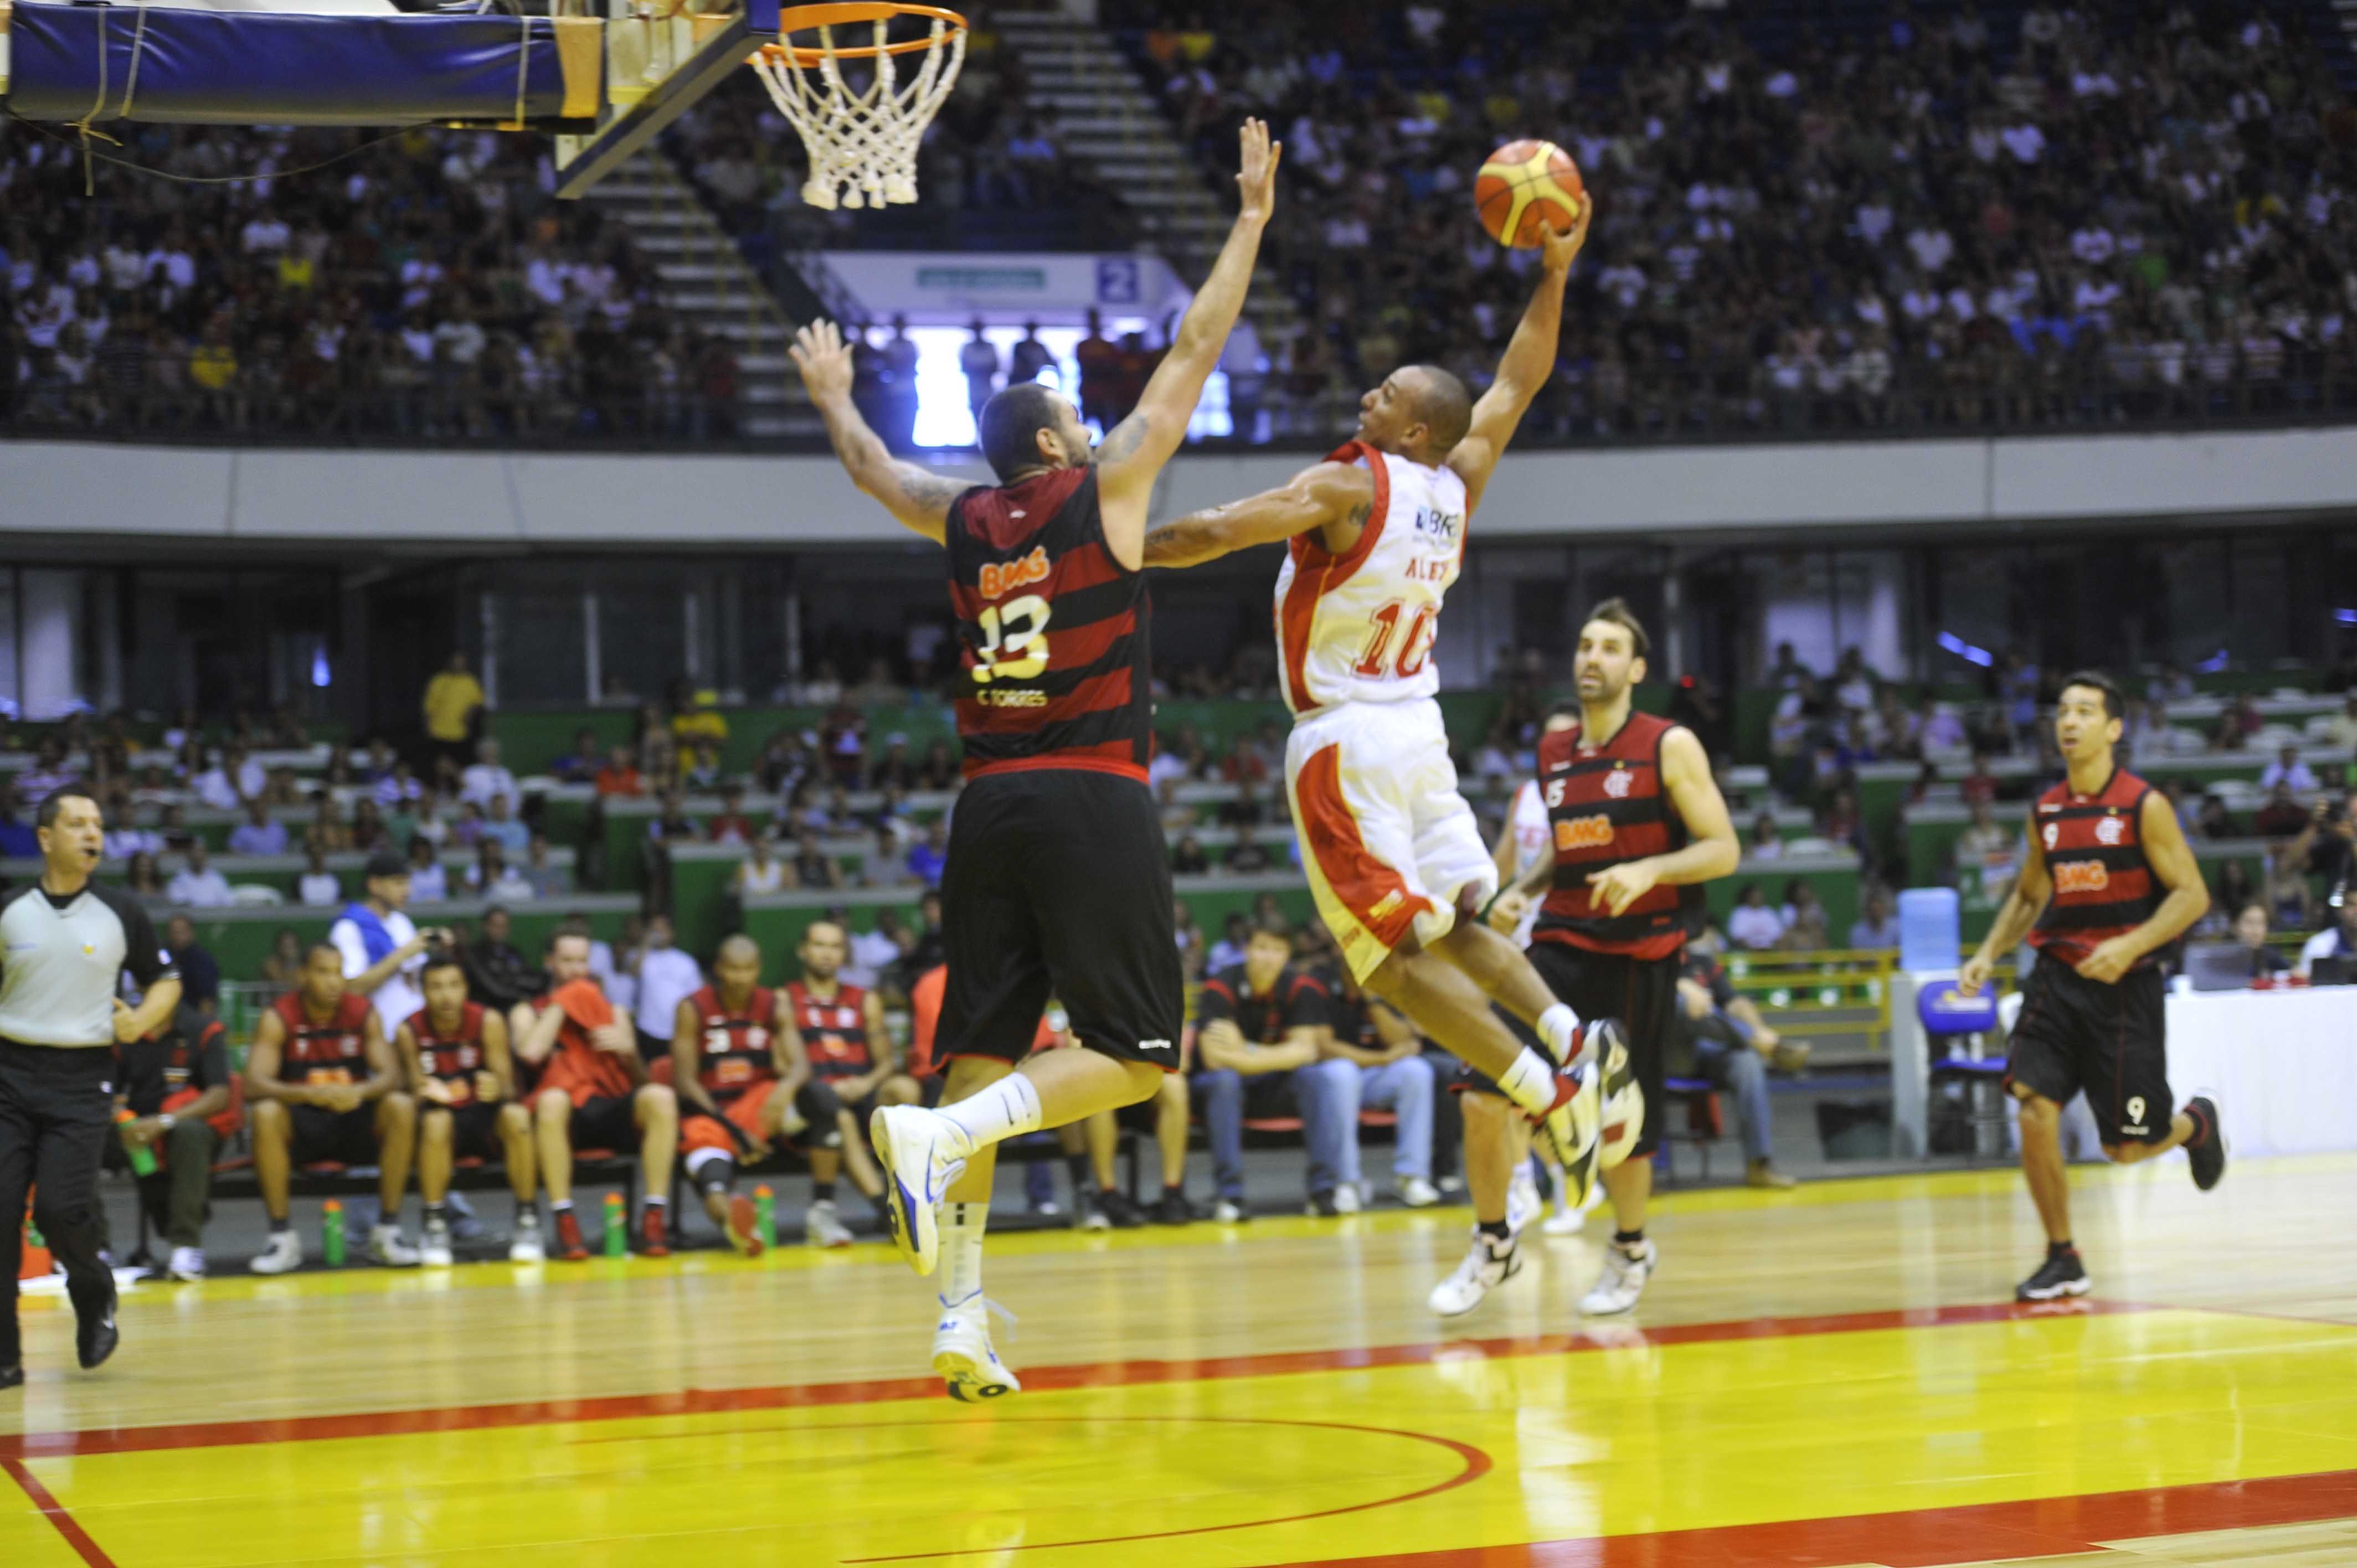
[1475,139,1586,248]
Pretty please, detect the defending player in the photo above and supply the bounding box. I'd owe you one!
[397,953,537,1265]
[1474,602,1739,1317]
[1140,210,1613,1178]
[1959,671,2224,1302]
[785,920,908,1243]
[792,120,1278,1401]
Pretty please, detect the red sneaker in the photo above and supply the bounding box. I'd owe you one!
[640,1205,671,1258]
[555,1209,589,1262]
[724,1194,765,1258]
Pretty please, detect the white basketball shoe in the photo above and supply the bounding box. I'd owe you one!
[870,1105,967,1277]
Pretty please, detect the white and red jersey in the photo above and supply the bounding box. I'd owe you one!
[1274,441,1468,715]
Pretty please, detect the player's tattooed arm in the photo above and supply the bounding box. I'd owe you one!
[791,319,961,543]
[1097,412,1151,468]
[1141,461,1371,570]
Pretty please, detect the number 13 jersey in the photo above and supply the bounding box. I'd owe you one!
[947,467,1153,784]
[1274,441,1467,715]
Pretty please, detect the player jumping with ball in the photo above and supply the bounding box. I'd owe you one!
[1144,192,1618,1192]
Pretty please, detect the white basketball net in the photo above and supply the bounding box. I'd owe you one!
[752,16,966,210]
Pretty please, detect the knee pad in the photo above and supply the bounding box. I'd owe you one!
[685,1148,735,1194]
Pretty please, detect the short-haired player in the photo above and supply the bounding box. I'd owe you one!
[1143,211,1619,1182]
[512,929,678,1261]
[1960,671,2224,1301]
[1475,602,1740,1317]
[785,920,907,1245]
[398,954,537,1265]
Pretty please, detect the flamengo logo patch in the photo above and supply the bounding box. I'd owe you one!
[2096,815,2126,844]
[979,548,1049,601]
[1603,767,1634,798]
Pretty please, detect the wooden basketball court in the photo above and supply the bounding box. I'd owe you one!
[6,1155,2355,1567]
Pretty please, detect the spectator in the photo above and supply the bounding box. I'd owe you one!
[476,792,527,854]
[1074,308,1119,429]
[2296,898,2357,978]
[167,843,234,907]
[1206,912,1250,972]
[297,848,342,906]
[2288,794,2356,893]
[1676,945,1800,1189]
[1323,967,1440,1207]
[906,819,949,888]
[1172,833,1211,875]
[551,727,604,783]
[422,652,485,782]
[2260,745,2318,796]
[2266,842,2318,934]
[1848,888,1901,950]
[2254,784,2309,840]
[2196,795,2238,840]
[595,744,645,797]
[161,914,222,1015]
[1749,812,1784,861]
[1958,754,1999,808]
[959,319,998,420]
[2327,697,2357,755]
[192,746,261,810]
[125,852,168,902]
[523,833,572,899]
[707,786,757,845]
[1191,925,1355,1219]
[735,836,788,896]
[328,849,453,1037]
[1726,883,1785,950]
[1778,882,1830,951]
[405,833,449,902]
[467,840,536,903]
[461,905,542,1013]
[1223,828,1273,873]
[2229,902,2292,980]
[228,800,289,857]
[0,790,37,859]
[789,828,842,890]
[645,791,698,844]
[630,914,703,1058]
[460,738,519,814]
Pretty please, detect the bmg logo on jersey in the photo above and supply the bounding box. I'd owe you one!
[1555,814,1614,851]
[2053,860,2111,895]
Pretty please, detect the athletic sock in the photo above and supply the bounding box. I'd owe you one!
[1537,1003,1583,1066]
[424,1203,447,1226]
[642,1195,666,1214]
[1612,1228,1646,1251]
[1495,1049,1561,1119]
[1476,1218,1512,1245]
[811,1180,836,1205]
[515,1198,534,1223]
[2048,1240,2076,1257]
[269,1219,291,1235]
[938,1201,989,1316]
[1064,1152,1092,1195]
[938,1074,1043,1154]
[1162,1183,1186,1199]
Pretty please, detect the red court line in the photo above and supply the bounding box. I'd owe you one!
[1278,1467,2357,1568]
[0,1298,2143,1462]
[3,1455,120,1568]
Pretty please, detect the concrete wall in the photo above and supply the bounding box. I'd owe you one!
[7,426,2352,547]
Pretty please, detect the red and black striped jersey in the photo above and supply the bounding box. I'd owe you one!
[2029,768,2163,967]
[410,1002,490,1106]
[1531,711,1701,960]
[1196,964,1329,1043]
[946,467,1151,783]
[270,990,373,1086]
[788,979,872,1080]
[687,984,779,1100]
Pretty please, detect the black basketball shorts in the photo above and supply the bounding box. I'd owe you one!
[431,1101,505,1162]
[2004,960,2172,1144]
[937,768,1183,1072]
[1457,941,1678,1159]
[290,1104,382,1168]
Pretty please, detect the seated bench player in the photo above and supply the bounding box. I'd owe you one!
[786,920,910,1243]
[107,1000,239,1282]
[1192,923,1356,1220]
[245,943,421,1273]
[673,935,884,1252]
[512,928,679,1261]
[397,953,539,1265]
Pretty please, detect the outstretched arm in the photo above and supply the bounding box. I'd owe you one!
[1141,460,1370,569]
[1447,203,1593,512]
[1096,118,1281,564]
[790,320,967,543]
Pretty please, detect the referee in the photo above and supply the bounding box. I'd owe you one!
[2,786,181,1390]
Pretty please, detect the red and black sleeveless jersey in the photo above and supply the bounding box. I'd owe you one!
[411,1002,490,1107]
[271,989,373,1086]
[1195,964,1328,1044]
[788,980,872,1080]
[2029,768,2163,967]
[688,983,779,1100]
[945,467,1151,783]
[117,1006,229,1118]
[1531,711,1702,960]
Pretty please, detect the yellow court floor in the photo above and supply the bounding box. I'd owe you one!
[6,1156,2357,1567]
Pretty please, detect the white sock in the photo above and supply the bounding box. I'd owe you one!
[1537,1003,1584,1066]
[1496,1049,1560,1119]
[938,1074,1043,1156]
[938,1201,989,1319]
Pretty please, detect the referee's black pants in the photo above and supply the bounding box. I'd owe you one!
[0,1039,116,1369]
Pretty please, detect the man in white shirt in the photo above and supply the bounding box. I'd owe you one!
[2258,744,2318,795]
[328,851,452,1037]
[167,843,235,907]
[459,739,519,814]
[630,915,703,1056]
[2297,901,2357,979]
[1726,884,1786,950]
[480,793,530,854]
[193,747,263,811]
[846,920,902,991]
[297,849,342,906]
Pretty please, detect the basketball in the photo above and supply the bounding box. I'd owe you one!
[1475,138,1586,248]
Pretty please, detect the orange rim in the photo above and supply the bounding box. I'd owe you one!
[759,3,966,67]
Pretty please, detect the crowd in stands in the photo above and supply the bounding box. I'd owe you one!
[0,122,742,443]
[1116,0,2357,439]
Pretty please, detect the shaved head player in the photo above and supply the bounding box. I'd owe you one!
[1141,208,1622,1185]
[791,119,1280,1401]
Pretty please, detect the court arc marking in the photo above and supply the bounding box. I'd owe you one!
[0,1299,2147,1461]
[1278,1467,2357,1567]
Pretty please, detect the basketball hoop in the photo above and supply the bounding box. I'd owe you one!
[750,3,967,212]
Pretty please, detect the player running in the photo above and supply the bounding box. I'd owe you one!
[791,120,1279,1401]
[1470,601,1739,1318]
[1141,209,1613,1181]
[1959,670,2225,1302]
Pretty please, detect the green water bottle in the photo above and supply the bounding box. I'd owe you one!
[322,1199,346,1267]
[24,1219,44,1249]
[753,1185,777,1250]
[115,1110,158,1177]
[603,1192,626,1257]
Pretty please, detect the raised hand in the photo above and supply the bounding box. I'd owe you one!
[1234,116,1281,223]
[1540,187,1594,275]
[791,319,856,401]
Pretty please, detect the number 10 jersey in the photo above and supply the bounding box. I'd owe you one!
[1274,441,1468,716]
[946,466,1152,784]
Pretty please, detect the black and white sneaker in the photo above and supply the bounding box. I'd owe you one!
[75,1284,120,1370]
[2016,1249,2091,1302]
[1096,1188,1149,1229]
[2183,1097,2226,1192]
[1305,1189,1340,1218]
[1,1364,23,1391]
